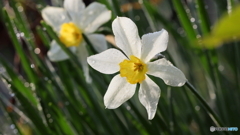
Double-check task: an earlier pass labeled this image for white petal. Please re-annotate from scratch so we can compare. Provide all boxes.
[76,43,92,83]
[79,2,111,33]
[139,76,160,120]
[104,74,136,109]
[47,40,76,61]
[147,58,187,87]
[112,17,142,58]
[64,0,85,20]
[141,29,168,62]
[87,34,108,52]
[87,48,127,74]
[41,7,70,32]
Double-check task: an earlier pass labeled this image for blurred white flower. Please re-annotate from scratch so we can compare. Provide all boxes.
[41,0,111,83]
[87,17,187,120]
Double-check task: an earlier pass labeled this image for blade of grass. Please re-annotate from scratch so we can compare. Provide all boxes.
[185,81,224,128]
[171,0,197,43]
[0,59,51,135]
[195,0,210,35]
[3,9,36,83]
[0,95,24,135]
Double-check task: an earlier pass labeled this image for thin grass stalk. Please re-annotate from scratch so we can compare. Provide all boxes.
[142,0,189,47]
[185,81,225,128]
[182,88,207,135]
[171,0,197,42]
[9,1,48,74]
[3,9,36,83]
[0,59,51,135]
[195,0,210,35]
[0,96,24,135]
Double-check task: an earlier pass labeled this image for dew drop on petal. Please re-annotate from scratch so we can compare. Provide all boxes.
[165,80,169,84]
[177,82,184,86]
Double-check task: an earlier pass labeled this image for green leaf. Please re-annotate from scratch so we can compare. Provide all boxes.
[201,5,240,48]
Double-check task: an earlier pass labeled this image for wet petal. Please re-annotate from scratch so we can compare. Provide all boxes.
[139,76,160,120]
[141,29,168,62]
[147,58,187,87]
[87,49,127,74]
[41,7,70,32]
[79,2,111,33]
[47,40,76,61]
[64,0,85,20]
[104,74,136,109]
[76,43,92,83]
[87,34,108,52]
[112,17,142,58]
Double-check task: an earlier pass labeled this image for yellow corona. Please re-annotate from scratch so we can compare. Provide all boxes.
[59,22,83,47]
[119,55,148,84]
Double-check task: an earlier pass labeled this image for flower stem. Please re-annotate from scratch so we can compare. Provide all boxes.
[185,81,223,127]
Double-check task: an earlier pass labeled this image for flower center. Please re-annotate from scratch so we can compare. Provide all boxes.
[59,22,83,47]
[119,55,148,84]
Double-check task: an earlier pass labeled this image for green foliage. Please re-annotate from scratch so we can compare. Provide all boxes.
[201,5,240,48]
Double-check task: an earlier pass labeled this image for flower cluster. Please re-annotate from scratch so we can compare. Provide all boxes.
[42,0,186,120]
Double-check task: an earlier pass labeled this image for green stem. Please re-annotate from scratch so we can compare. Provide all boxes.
[185,81,224,128]
[172,0,197,42]
[196,0,210,35]
[3,9,36,83]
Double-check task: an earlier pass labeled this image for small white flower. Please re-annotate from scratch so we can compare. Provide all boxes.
[41,0,111,83]
[87,17,187,120]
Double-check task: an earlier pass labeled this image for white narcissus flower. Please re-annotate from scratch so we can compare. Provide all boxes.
[87,17,187,120]
[41,0,111,83]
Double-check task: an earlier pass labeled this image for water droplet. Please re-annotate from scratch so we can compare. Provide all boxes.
[10,124,15,129]
[38,105,42,111]
[134,15,140,21]
[47,114,51,118]
[49,119,53,123]
[126,106,131,110]
[17,6,23,12]
[24,82,30,87]
[218,65,224,71]
[190,18,195,22]
[195,106,200,111]
[13,129,18,134]
[30,64,35,68]
[193,24,197,29]
[196,35,201,38]
[177,83,183,86]
[34,48,41,54]
[10,93,15,97]
[91,60,95,64]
